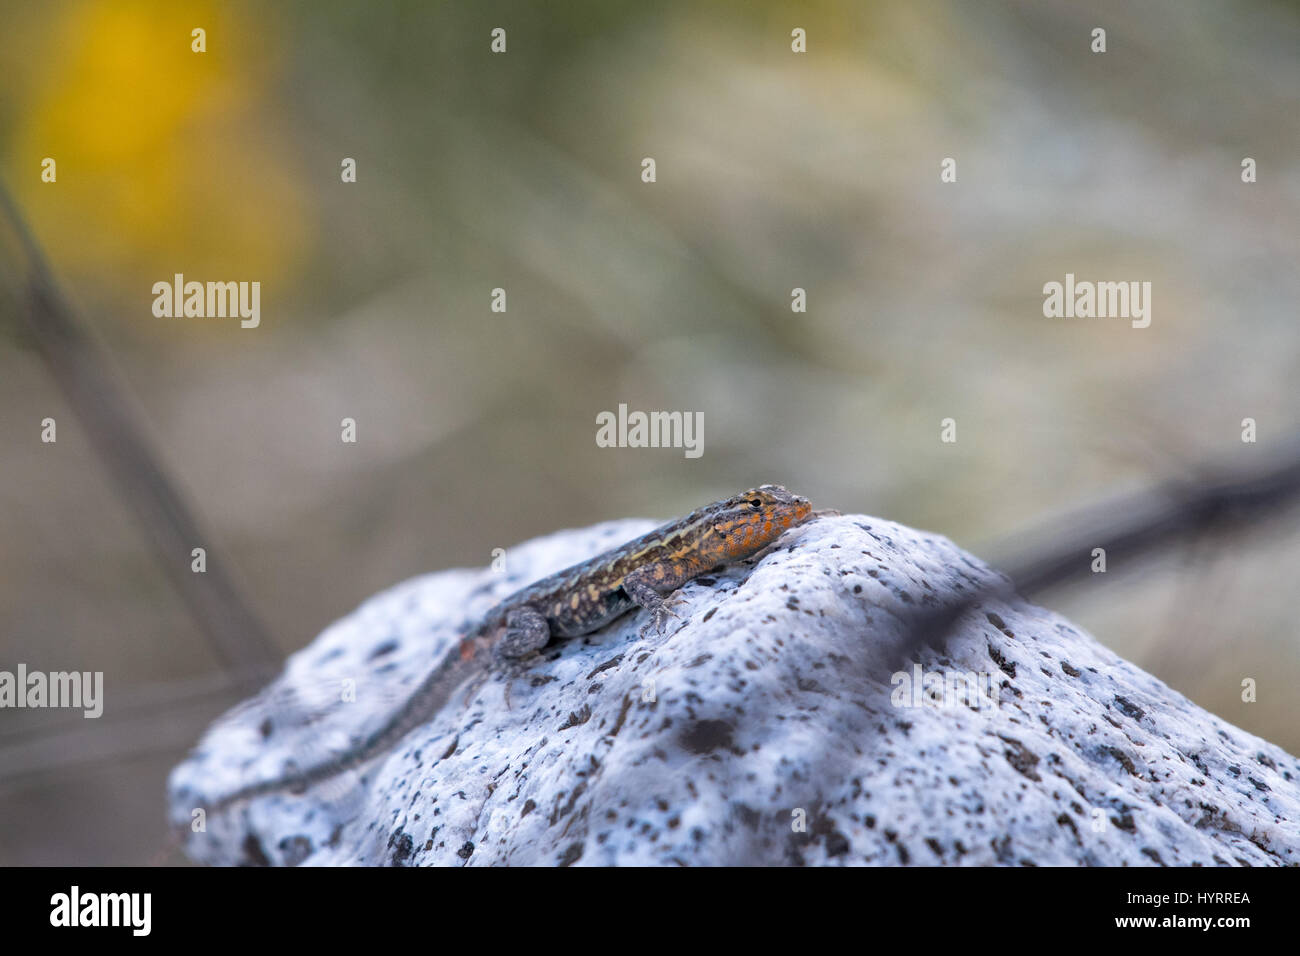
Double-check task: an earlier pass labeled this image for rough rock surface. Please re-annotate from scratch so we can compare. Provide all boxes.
[168,514,1300,866]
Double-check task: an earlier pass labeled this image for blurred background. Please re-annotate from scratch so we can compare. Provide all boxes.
[0,0,1297,864]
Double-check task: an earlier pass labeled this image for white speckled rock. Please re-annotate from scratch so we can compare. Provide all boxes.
[168,515,1300,866]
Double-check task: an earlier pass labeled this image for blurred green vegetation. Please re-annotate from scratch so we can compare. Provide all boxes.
[1,0,1298,862]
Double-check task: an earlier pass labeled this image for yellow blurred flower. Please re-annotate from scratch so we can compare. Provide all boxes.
[6,0,309,312]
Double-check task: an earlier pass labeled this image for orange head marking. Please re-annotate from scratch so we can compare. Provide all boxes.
[711,484,812,560]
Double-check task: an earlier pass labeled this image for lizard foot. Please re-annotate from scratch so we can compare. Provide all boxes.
[496,652,540,711]
[639,599,686,639]
[459,666,495,710]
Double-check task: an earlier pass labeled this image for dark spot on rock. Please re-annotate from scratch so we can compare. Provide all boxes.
[550,781,589,825]
[826,831,850,857]
[702,607,717,622]
[609,694,635,737]
[521,799,537,817]
[735,803,761,830]
[1114,696,1144,721]
[999,735,1042,781]
[439,735,459,761]
[586,655,624,678]
[1101,745,1140,777]
[988,644,1016,677]
[456,842,474,860]
[1140,847,1165,865]
[279,837,314,868]
[1056,814,1080,842]
[241,833,271,867]
[1061,661,1081,677]
[991,835,1014,864]
[559,705,592,730]
[1111,811,1137,833]
[985,611,1013,636]
[1255,752,1277,770]
[1193,803,1223,828]
[259,717,274,739]
[367,638,399,660]
[679,719,736,755]
[388,831,415,865]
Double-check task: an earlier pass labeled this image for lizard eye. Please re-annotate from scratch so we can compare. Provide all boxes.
[749,498,762,508]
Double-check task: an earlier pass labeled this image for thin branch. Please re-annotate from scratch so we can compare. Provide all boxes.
[885,435,1300,672]
[0,178,281,683]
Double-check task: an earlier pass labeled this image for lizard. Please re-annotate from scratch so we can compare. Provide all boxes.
[201,484,814,814]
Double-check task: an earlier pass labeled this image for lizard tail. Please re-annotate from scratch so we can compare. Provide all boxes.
[202,629,493,816]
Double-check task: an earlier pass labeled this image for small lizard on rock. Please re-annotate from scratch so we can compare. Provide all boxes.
[203,484,814,813]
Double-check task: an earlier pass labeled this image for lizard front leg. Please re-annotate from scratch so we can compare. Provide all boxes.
[623,562,696,637]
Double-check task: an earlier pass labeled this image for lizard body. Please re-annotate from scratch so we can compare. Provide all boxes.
[205,485,812,812]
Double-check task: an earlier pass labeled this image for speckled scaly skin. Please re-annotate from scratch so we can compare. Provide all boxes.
[206,485,812,811]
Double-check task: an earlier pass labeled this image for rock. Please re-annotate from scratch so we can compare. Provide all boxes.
[167,514,1300,866]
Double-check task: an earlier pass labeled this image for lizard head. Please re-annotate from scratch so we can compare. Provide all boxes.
[709,484,812,560]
